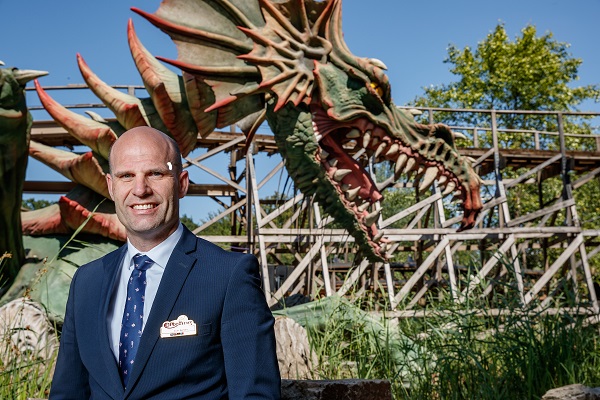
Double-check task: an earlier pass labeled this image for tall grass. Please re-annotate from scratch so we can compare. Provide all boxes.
[0,255,58,399]
[0,353,56,400]
[305,292,600,399]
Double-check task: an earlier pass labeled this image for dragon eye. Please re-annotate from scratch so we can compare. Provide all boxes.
[370,82,384,98]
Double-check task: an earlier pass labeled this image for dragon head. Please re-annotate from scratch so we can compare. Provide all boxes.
[135,0,483,261]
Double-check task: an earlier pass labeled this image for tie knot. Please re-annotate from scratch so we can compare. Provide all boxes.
[132,254,154,271]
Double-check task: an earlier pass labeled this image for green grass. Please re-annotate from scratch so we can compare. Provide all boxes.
[305,293,600,400]
[0,354,56,400]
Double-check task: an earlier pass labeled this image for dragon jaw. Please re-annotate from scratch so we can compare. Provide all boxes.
[306,103,483,261]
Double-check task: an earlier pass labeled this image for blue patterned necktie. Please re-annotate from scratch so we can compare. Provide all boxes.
[118,253,153,388]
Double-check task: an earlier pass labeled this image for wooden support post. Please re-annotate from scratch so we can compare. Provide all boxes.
[247,153,272,303]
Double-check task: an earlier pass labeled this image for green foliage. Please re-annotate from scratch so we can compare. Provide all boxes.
[180,214,200,232]
[21,198,55,211]
[307,293,600,399]
[0,320,57,400]
[412,24,599,153]
[413,24,599,118]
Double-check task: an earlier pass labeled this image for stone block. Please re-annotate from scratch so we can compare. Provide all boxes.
[281,379,392,400]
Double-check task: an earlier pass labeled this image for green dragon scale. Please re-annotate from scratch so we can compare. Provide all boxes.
[27,0,482,261]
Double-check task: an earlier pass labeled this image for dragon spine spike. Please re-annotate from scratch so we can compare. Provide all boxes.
[34,80,117,159]
[28,141,77,182]
[128,19,198,157]
[58,196,127,241]
[21,204,70,236]
[77,54,148,131]
[29,142,110,198]
[130,8,254,53]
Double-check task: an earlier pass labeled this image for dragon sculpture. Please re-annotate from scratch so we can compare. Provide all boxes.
[0,62,47,284]
[25,0,482,262]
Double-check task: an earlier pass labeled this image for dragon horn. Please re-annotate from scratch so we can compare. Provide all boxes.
[13,69,48,85]
[127,19,198,157]
[34,79,117,159]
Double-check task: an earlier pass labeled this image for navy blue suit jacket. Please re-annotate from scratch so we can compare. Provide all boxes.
[50,227,281,399]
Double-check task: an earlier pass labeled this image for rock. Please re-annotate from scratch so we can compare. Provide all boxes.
[542,384,600,400]
[281,379,392,400]
[274,316,318,379]
[0,297,59,375]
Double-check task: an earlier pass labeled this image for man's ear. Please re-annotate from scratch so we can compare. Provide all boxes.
[106,173,115,200]
[179,170,189,198]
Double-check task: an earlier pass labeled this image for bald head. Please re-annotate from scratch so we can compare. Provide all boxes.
[105,126,189,250]
[108,127,182,174]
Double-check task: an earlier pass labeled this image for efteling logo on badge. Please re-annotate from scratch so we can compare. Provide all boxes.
[160,315,197,338]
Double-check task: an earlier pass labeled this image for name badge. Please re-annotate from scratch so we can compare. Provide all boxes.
[160,315,197,338]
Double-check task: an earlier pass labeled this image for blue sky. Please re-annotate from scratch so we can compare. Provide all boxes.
[2,0,599,221]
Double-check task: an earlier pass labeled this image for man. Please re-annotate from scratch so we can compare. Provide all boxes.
[50,126,281,399]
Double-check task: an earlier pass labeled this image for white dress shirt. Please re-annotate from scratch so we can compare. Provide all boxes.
[107,223,184,360]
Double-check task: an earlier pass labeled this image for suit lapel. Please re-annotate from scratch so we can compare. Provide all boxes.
[98,246,127,399]
[124,228,199,397]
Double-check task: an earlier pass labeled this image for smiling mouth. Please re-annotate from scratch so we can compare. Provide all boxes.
[132,204,157,210]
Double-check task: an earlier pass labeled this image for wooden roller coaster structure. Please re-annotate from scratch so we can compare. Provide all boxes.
[26,84,600,318]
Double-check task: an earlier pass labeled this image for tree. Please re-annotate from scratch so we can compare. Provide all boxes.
[21,198,56,211]
[412,24,599,126]
[410,24,600,272]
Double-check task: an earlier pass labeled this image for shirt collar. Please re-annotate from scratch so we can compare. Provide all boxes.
[125,223,184,271]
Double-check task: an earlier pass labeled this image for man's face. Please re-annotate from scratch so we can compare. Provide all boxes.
[106,130,189,248]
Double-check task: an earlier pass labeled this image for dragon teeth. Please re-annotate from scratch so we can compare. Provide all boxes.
[438,175,448,185]
[453,131,468,140]
[333,168,352,181]
[364,209,381,226]
[346,129,361,139]
[419,167,438,191]
[328,158,339,167]
[373,231,384,242]
[386,143,399,157]
[346,186,360,200]
[374,142,387,158]
[443,182,456,196]
[358,202,370,212]
[403,158,416,174]
[395,154,408,174]
[362,130,371,148]
[320,149,330,159]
